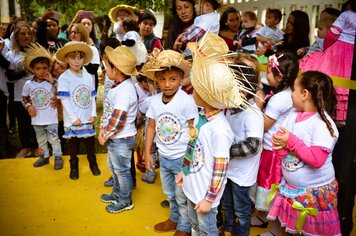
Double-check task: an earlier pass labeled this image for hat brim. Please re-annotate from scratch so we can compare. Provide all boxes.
[24,43,52,73]
[55,42,93,65]
[109,5,136,23]
[105,46,139,76]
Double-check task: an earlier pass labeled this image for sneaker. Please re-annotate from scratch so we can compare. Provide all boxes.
[141,172,156,184]
[154,219,177,232]
[90,165,101,176]
[160,200,170,208]
[54,156,63,170]
[100,193,117,204]
[106,199,134,213]
[104,177,114,187]
[33,157,49,167]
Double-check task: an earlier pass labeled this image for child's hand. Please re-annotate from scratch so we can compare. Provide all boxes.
[44,72,54,83]
[50,95,57,108]
[272,127,290,150]
[233,40,238,46]
[27,106,37,117]
[297,48,305,56]
[98,131,107,145]
[173,33,184,51]
[144,153,155,172]
[194,199,212,214]
[72,119,82,126]
[175,171,183,187]
[265,38,273,46]
[88,116,95,123]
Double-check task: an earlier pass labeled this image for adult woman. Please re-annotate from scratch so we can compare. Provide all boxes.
[67,23,100,90]
[165,0,196,50]
[219,7,241,51]
[72,10,99,49]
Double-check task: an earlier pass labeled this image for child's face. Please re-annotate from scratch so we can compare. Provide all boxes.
[241,16,256,29]
[317,25,328,38]
[139,19,155,37]
[291,76,305,111]
[33,62,49,80]
[65,51,85,73]
[192,90,204,107]
[266,65,281,88]
[194,0,209,16]
[117,10,130,21]
[265,13,279,28]
[103,59,125,81]
[156,70,182,97]
[52,60,68,77]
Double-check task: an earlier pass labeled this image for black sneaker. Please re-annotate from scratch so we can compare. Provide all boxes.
[90,165,101,176]
[160,200,170,208]
[70,168,79,180]
[54,156,63,170]
[33,157,49,167]
[106,199,134,213]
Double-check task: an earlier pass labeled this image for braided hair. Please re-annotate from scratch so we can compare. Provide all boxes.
[299,71,337,137]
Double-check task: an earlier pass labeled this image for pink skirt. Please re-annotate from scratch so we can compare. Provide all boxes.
[254,149,283,211]
[299,41,354,122]
[267,179,341,235]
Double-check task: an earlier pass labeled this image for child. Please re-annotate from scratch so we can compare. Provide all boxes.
[138,10,162,53]
[251,52,299,235]
[22,43,63,169]
[297,18,334,57]
[223,65,264,236]
[255,8,284,51]
[177,32,247,235]
[270,71,340,235]
[234,11,258,53]
[142,49,197,235]
[56,41,100,180]
[108,4,136,42]
[98,45,138,213]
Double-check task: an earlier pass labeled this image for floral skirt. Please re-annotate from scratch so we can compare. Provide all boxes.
[267,179,341,235]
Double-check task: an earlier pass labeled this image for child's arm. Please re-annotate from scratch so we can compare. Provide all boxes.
[230,137,261,159]
[264,115,276,132]
[89,96,96,123]
[98,109,127,145]
[256,35,272,46]
[272,127,330,168]
[22,95,36,117]
[195,157,228,214]
[144,118,156,172]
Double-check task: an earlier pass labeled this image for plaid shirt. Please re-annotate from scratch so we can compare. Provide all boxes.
[205,157,229,202]
[230,137,261,159]
[102,109,128,141]
[183,25,206,43]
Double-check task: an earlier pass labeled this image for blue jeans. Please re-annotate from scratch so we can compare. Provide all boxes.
[33,124,62,157]
[107,137,136,203]
[187,199,218,236]
[159,155,190,233]
[223,179,252,236]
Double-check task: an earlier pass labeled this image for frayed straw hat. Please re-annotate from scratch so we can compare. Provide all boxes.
[24,43,52,72]
[188,32,249,109]
[105,46,139,76]
[108,4,136,23]
[55,41,93,65]
[141,50,191,81]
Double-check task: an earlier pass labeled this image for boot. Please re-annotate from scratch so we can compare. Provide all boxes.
[69,157,79,180]
[88,156,101,176]
[0,128,8,158]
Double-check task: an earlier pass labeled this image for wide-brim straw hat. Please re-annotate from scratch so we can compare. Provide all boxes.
[108,4,136,23]
[188,32,248,109]
[105,46,139,76]
[55,41,93,65]
[141,50,191,81]
[24,43,52,72]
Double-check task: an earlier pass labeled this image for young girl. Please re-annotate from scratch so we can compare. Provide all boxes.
[251,52,299,235]
[270,71,340,235]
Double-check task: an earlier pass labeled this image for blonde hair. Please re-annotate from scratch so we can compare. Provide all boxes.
[12,23,32,52]
[68,23,90,44]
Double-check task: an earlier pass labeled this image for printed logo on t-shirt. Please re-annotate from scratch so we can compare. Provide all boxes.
[73,85,91,109]
[101,96,112,123]
[156,112,182,145]
[189,138,205,173]
[32,88,50,110]
[282,152,304,172]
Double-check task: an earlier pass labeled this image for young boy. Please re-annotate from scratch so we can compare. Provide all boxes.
[56,41,100,180]
[22,43,63,169]
[223,65,264,236]
[98,45,138,213]
[234,11,258,53]
[138,10,162,53]
[177,33,247,235]
[142,50,198,235]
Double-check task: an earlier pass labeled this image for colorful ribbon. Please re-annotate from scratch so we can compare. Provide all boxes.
[292,201,318,234]
[266,183,279,206]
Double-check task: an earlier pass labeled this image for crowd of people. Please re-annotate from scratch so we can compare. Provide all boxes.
[0,0,355,235]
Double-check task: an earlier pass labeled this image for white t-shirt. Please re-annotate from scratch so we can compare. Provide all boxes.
[57,69,97,127]
[146,89,198,159]
[183,112,234,208]
[281,110,338,188]
[263,88,293,150]
[256,26,284,44]
[135,82,150,112]
[226,103,264,186]
[194,12,220,34]
[22,78,58,125]
[102,78,138,139]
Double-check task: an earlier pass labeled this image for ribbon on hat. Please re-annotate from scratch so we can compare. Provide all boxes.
[266,183,279,206]
[292,201,318,234]
[182,114,207,176]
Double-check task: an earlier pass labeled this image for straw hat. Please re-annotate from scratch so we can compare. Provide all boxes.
[55,41,93,65]
[141,50,191,81]
[108,4,136,23]
[105,46,139,76]
[188,32,248,109]
[24,43,52,72]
